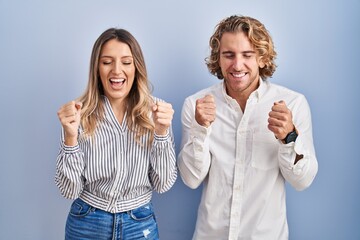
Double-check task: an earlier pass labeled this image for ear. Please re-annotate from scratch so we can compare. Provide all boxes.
[258,57,265,68]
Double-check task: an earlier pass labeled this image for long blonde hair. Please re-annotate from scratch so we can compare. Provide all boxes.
[206,15,277,80]
[78,28,154,144]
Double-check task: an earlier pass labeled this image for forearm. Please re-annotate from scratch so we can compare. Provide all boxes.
[277,94,318,190]
[149,133,177,193]
[178,147,211,189]
[54,143,85,199]
[178,122,212,189]
[278,136,318,191]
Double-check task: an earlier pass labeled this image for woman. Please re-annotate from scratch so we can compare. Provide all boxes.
[55,28,177,239]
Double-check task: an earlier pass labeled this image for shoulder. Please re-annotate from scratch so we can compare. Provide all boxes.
[266,81,305,100]
[266,81,310,112]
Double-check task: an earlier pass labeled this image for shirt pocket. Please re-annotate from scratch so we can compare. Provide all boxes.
[251,132,279,170]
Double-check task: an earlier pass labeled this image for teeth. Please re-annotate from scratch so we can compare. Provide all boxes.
[110,78,125,83]
[232,73,246,78]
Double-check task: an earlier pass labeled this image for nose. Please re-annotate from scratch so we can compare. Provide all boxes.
[232,56,244,71]
[113,61,123,74]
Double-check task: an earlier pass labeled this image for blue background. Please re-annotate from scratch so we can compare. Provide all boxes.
[1,0,359,239]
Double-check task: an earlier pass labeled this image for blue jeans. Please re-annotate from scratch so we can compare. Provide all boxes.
[65,198,159,240]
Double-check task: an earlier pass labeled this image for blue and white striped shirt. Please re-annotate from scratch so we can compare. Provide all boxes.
[55,96,177,213]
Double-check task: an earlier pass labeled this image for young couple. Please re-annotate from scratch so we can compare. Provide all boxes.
[55,15,318,240]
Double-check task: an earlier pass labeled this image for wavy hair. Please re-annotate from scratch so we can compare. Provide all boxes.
[206,15,277,80]
[77,28,154,144]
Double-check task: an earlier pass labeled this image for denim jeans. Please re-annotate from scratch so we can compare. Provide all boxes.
[65,198,159,240]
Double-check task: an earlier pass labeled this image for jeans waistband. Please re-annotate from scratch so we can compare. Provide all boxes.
[79,189,152,213]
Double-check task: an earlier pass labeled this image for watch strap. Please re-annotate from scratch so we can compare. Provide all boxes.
[283,128,298,144]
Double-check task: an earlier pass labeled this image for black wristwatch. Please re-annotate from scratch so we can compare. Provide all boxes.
[283,129,298,144]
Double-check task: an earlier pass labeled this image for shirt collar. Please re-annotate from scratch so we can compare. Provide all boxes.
[102,95,111,110]
[221,82,233,105]
[102,95,128,125]
[254,78,268,100]
[102,95,112,119]
[221,77,268,104]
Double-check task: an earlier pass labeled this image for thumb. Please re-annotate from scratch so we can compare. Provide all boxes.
[274,100,286,105]
[151,102,158,112]
[204,94,214,101]
[75,102,83,110]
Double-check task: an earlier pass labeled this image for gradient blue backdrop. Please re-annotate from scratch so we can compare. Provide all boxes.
[1,0,359,239]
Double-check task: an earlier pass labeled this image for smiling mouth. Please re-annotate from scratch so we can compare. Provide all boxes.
[231,72,247,78]
[110,78,125,86]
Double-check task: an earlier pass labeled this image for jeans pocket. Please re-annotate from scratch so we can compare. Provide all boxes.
[69,198,94,217]
[129,202,154,221]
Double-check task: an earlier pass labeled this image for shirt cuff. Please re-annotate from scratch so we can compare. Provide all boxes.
[278,136,309,175]
[154,131,170,142]
[189,120,211,163]
[61,141,80,154]
[190,119,211,141]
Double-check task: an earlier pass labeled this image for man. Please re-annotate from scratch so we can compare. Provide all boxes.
[178,15,318,240]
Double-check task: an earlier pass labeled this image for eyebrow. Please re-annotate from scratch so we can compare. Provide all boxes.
[221,50,256,55]
[100,55,133,59]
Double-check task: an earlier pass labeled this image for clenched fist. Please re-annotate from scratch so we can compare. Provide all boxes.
[57,101,83,146]
[152,101,174,136]
[195,95,216,128]
[268,100,294,140]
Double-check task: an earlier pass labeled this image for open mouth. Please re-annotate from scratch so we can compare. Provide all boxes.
[231,72,247,78]
[110,78,125,87]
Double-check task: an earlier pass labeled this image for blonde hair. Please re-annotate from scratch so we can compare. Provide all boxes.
[206,15,277,80]
[78,28,154,144]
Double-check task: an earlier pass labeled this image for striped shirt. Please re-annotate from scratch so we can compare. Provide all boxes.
[55,96,177,213]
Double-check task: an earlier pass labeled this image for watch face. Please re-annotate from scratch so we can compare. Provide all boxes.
[285,131,298,143]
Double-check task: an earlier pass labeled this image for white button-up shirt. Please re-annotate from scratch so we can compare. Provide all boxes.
[178,80,318,240]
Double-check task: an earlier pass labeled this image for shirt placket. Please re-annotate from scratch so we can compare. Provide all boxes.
[107,130,126,213]
[228,97,255,240]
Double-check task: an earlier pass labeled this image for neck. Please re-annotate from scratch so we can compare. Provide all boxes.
[225,77,261,112]
[109,98,127,124]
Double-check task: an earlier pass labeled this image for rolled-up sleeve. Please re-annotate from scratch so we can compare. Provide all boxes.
[278,95,318,191]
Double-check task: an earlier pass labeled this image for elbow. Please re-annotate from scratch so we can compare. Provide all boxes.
[154,172,178,194]
[184,180,201,190]
[291,172,317,191]
[179,172,202,189]
[177,163,203,189]
[294,163,318,191]
[58,185,80,199]
[294,182,311,192]
[55,177,81,199]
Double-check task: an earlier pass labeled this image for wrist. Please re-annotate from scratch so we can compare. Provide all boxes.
[155,129,168,136]
[64,136,78,146]
[282,127,298,144]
